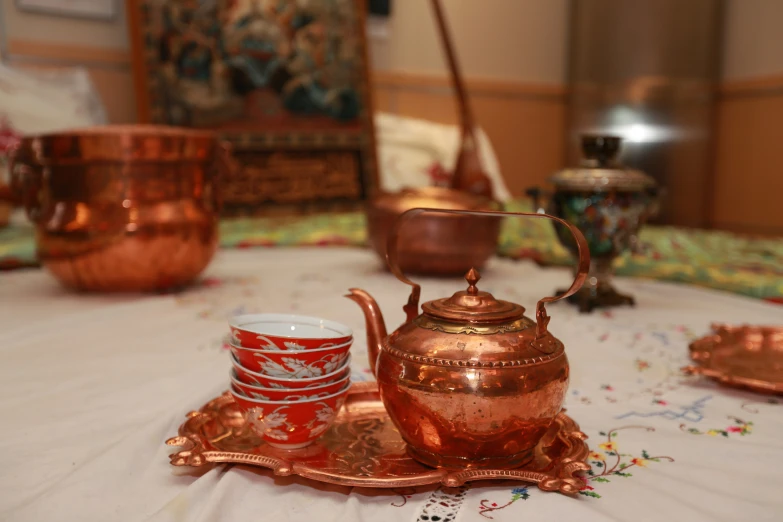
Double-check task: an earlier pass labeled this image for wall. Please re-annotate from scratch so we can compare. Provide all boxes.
[368,0,567,84]
[1,0,128,48]
[3,1,783,234]
[713,0,783,235]
[0,0,137,124]
[0,0,570,200]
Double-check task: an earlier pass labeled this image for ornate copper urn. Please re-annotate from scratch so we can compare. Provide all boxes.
[347,208,589,469]
[529,135,659,313]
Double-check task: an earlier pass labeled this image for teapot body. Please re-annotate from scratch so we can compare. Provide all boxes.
[377,317,569,469]
[346,206,590,470]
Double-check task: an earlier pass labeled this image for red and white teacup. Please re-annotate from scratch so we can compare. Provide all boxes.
[232,353,351,388]
[230,370,350,401]
[229,314,352,350]
[231,386,349,449]
[230,339,351,378]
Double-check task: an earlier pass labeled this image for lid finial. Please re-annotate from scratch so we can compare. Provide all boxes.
[465,268,480,295]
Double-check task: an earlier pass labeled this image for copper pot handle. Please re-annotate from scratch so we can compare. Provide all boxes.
[7,144,44,223]
[386,208,590,339]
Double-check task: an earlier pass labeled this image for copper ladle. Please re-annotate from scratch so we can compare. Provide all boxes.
[430,0,493,199]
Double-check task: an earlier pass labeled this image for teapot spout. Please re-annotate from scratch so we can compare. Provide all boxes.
[345,288,387,378]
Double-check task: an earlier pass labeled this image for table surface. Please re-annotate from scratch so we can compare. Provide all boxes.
[1,248,782,522]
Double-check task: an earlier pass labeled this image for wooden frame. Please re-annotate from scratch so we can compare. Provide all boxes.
[127,0,378,216]
[15,0,117,21]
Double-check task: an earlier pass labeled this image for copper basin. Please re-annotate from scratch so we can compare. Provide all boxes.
[366,187,502,276]
[10,125,229,292]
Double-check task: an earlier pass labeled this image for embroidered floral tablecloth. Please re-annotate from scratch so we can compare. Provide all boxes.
[3,199,782,301]
[1,248,781,522]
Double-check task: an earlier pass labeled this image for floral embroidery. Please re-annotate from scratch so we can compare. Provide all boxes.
[616,395,711,422]
[588,451,605,461]
[390,488,417,507]
[253,353,347,378]
[598,441,616,451]
[635,359,650,371]
[478,487,530,519]
[581,426,674,499]
[680,416,753,437]
[174,277,261,321]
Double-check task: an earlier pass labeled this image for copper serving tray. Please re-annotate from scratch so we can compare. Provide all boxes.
[167,382,590,495]
[683,323,783,395]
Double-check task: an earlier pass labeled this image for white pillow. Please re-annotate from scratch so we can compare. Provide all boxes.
[0,63,107,135]
[374,111,511,202]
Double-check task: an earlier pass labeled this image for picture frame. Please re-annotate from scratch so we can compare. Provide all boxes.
[15,0,117,21]
[127,0,379,216]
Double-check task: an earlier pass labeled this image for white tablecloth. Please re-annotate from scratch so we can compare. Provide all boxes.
[1,248,782,522]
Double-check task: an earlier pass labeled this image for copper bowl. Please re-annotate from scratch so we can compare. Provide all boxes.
[366,187,502,276]
[9,125,229,292]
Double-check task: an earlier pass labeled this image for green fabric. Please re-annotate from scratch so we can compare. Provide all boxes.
[2,199,782,301]
[0,221,36,270]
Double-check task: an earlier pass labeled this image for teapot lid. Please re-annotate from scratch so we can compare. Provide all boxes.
[549,135,655,191]
[421,268,525,324]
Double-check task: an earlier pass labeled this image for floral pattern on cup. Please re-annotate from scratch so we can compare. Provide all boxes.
[305,402,338,438]
[247,405,294,441]
[245,403,337,441]
[232,354,352,388]
[254,352,348,378]
[230,371,350,401]
[231,387,349,448]
[248,390,330,401]
[230,341,352,376]
[230,331,316,351]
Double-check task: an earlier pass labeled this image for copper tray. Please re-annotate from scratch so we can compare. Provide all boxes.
[167,381,590,495]
[683,323,783,395]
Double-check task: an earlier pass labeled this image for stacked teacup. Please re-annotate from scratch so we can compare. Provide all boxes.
[227,314,353,449]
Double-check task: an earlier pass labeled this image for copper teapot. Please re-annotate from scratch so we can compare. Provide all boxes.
[347,208,589,469]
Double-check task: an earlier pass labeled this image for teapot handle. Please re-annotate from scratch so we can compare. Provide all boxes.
[386,208,590,340]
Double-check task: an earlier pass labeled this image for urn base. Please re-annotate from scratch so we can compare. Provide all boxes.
[558,257,635,313]
[558,283,635,313]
